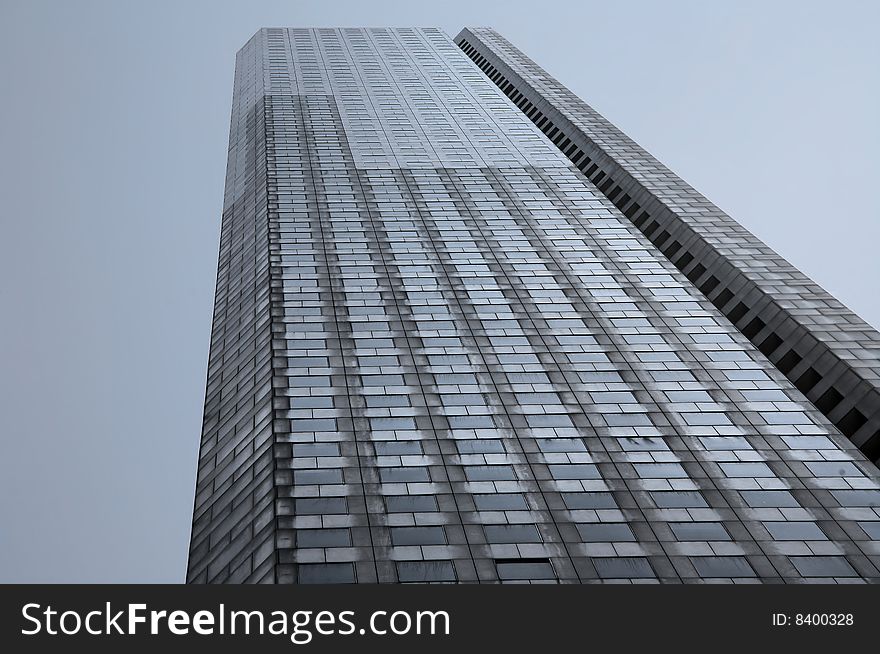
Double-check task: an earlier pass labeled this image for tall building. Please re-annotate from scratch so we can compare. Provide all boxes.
[187,27,880,584]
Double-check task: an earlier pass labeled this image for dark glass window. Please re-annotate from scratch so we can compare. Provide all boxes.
[474,494,528,511]
[298,563,356,584]
[495,559,555,581]
[397,561,456,582]
[484,524,542,543]
[391,526,447,546]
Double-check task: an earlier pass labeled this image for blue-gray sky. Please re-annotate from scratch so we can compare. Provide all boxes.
[1,0,877,582]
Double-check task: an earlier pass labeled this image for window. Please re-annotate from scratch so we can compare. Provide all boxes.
[794,368,822,393]
[474,494,528,511]
[375,441,423,455]
[651,491,707,509]
[294,469,343,485]
[484,524,541,544]
[464,465,517,481]
[776,349,803,375]
[297,528,351,548]
[670,523,730,541]
[593,557,654,579]
[562,492,617,510]
[397,561,456,582]
[836,408,867,437]
[764,522,826,541]
[576,523,635,542]
[495,559,555,581]
[547,464,600,480]
[298,563,355,584]
[391,526,446,546]
[294,497,347,515]
[380,467,431,483]
[789,557,856,578]
[690,557,755,578]
[292,443,339,457]
[385,495,437,513]
[815,387,844,413]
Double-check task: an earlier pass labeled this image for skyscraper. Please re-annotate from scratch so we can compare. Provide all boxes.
[187,27,880,584]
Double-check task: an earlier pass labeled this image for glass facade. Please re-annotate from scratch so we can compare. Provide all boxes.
[456,27,880,464]
[187,27,880,584]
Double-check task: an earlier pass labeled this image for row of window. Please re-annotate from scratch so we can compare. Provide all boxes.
[290,552,865,583]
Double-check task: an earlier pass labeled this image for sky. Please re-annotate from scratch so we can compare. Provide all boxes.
[0,0,877,583]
